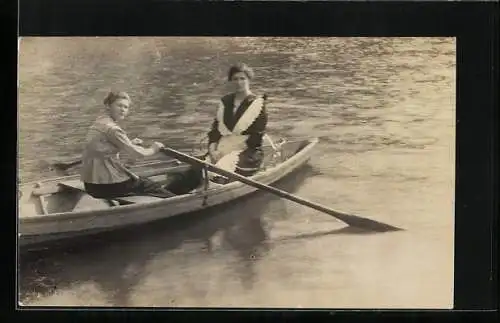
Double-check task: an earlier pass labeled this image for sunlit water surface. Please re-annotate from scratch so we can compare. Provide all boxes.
[18,37,455,308]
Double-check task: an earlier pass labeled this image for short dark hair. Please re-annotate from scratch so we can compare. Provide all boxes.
[227,63,254,81]
[103,91,131,106]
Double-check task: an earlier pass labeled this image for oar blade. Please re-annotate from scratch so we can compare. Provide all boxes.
[326,210,403,232]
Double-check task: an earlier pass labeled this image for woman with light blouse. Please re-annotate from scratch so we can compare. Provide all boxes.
[80,91,184,199]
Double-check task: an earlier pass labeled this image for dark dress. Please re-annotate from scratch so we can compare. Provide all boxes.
[207,93,268,176]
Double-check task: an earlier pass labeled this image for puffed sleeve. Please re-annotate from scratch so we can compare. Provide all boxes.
[106,127,146,159]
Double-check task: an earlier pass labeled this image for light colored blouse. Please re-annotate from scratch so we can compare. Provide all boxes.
[80,115,139,184]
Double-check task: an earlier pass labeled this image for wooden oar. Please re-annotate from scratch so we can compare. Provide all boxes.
[160,147,403,232]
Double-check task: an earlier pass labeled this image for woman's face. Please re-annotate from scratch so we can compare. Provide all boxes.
[108,98,130,121]
[231,72,250,93]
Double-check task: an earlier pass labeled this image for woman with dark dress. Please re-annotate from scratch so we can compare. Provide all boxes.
[206,63,270,178]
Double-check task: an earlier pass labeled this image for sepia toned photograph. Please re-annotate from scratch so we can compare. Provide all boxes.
[17,37,455,308]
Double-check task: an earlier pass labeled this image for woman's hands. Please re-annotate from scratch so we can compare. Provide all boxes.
[131,137,144,145]
[131,137,163,154]
[151,141,165,153]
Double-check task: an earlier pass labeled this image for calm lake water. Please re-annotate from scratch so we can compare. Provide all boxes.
[18,37,455,308]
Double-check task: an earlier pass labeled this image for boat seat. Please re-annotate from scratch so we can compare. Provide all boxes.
[59,179,86,192]
[72,194,116,211]
[114,195,166,205]
[59,180,119,210]
[58,180,165,205]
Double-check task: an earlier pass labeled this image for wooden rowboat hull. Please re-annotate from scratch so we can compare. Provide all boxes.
[18,138,318,247]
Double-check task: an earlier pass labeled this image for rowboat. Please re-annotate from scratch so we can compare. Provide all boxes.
[18,137,319,247]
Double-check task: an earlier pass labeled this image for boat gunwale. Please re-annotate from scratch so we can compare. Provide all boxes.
[19,138,319,223]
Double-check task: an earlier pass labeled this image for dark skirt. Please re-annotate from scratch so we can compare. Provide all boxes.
[84,167,204,199]
[235,148,264,176]
[84,149,264,199]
